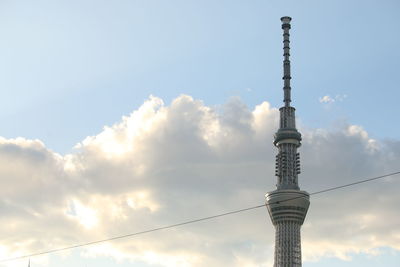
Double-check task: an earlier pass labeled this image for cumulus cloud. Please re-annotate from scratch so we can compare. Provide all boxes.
[0,95,399,267]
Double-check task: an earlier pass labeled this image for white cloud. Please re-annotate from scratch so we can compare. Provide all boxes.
[319,94,348,104]
[319,95,335,103]
[0,95,399,267]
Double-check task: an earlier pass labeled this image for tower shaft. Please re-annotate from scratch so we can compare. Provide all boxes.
[266,17,310,267]
[275,221,301,266]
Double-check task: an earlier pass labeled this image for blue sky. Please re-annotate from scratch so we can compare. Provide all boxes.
[0,1,399,267]
[1,0,399,154]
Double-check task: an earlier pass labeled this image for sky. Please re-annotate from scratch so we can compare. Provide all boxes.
[0,0,399,266]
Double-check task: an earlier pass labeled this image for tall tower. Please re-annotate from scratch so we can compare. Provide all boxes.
[265,17,310,267]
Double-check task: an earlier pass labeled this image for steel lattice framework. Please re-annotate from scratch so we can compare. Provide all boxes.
[265,17,310,267]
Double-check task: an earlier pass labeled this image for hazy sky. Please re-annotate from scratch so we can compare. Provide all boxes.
[0,1,399,267]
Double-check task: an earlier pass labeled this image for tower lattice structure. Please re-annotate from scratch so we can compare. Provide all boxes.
[265,17,310,267]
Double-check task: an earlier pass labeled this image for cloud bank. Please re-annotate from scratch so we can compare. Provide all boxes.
[0,95,399,267]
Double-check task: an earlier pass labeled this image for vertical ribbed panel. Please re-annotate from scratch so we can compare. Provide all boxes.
[276,143,299,189]
[274,221,302,267]
[279,107,296,128]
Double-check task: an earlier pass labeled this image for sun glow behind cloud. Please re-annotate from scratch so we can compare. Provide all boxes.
[67,199,99,230]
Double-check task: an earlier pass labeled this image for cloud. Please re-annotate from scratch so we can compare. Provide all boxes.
[0,95,399,267]
[319,95,335,103]
[319,94,347,104]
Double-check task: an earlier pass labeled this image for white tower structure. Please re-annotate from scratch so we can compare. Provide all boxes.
[265,17,310,267]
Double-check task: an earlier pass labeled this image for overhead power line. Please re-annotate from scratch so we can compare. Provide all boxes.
[1,170,400,263]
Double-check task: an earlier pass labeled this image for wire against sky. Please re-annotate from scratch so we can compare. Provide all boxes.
[1,170,400,263]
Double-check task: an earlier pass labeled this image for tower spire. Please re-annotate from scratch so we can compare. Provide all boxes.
[273,16,301,189]
[265,17,310,267]
[281,16,292,107]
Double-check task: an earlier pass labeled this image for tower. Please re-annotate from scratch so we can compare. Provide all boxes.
[265,17,310,267]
